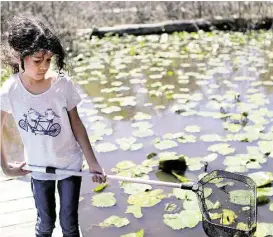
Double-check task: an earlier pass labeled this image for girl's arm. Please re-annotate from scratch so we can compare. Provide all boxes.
[68,107,106,183]
[1,111,30,176]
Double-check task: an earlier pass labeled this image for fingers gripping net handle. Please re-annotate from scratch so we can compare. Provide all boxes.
[197,170,257,237]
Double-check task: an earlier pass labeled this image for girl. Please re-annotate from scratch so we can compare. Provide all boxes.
[0,15,106,237]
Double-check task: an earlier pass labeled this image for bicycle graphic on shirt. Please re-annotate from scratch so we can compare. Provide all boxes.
[18,108,61,137]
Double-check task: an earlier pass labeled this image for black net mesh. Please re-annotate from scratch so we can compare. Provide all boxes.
[196,170,257,237]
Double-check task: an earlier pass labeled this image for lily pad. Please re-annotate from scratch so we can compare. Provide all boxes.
[229,190,252,205]
[163,210,201,230]
[128,189,166,207]
[125,205,143,218]
[207,143,235,155]
[220,209,238,225]
[185,125,201,133]
[121,182,152,195]
[95,142,118,153]
[99,215,130,228]
[92,192,116,207]
[154,140,178,150]
[120,229,144,237]
[254,223,273,237]
[116,161,137,170]
[248,172,273,187]
[93,183,108,192]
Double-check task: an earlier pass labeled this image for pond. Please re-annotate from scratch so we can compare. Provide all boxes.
[2,30,273,236]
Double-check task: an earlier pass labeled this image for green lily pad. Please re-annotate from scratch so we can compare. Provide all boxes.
[131,121,153,129]
[185,125,201,133]
[257,187,273,197]
[133,112,151,120]
[121,229,144,237]
[229,190,252,205]
[163,210,201,230]
[270,202,273,211]
[95,142,118,153]
[248,172,273,187]
[172,171,191,182]
[92,192,116,207]
[205,200,221,210]
[133,129,154,138]
[121,182,152,195]
[125,205,143,218]
[154,140,178,150]
[208,143,235,155]
[99,215,130,228]
[128,189,166,207]
[93,183,108,192]
[101,106,122,114]
[254,223,273,237]
[116,161,137,170]
[220,209,238,225]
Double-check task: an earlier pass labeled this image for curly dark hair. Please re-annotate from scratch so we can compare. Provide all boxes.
[2,15,66,73]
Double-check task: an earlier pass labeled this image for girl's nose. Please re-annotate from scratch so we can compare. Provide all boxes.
[40,66,48,71]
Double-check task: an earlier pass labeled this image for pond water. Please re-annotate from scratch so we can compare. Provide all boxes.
[2,30,273,236]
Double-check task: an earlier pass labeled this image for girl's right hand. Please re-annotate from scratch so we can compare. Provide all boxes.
[7,161,31,176]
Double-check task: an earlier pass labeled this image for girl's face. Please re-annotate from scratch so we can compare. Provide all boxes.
[21,50,53,80]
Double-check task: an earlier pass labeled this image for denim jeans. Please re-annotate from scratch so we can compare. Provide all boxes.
[31,176,82,237]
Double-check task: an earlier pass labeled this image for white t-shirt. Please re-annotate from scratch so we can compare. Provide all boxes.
[0,72,83,180]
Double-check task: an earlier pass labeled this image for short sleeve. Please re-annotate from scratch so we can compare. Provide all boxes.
[0,80,12,113]
[66,77,82,111]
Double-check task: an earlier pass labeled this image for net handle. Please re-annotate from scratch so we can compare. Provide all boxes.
[23,165,196,189]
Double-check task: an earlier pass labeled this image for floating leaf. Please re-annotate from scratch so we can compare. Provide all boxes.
[93,183,108,192]
[208,143,235,155]
[229,190,252,205]
[95,142,118,152]
[99,215,130,228]
[116,161,137,170]
[163,210,201,230]
[92,192,116,207]
[131,121,153,129]
[220,209,238,225]
[128,189,166,207]
[270,202,273,211]
[133,129,154,138]
[101,106,121,114]
[254,223,273,237]
[185,125,201,133]
[172,171,191,182]
[200,134,222,142]
[125,205,143,218]
[121,182,152,195]
[248,172,273,187]
[154,140,178,150]
[257,187,273,197]
[120,229,144,237]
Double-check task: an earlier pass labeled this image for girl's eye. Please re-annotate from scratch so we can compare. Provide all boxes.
[34,60,41,64]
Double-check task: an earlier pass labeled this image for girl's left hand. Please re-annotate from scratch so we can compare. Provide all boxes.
[7,161,31,176]
[89,163,106,183]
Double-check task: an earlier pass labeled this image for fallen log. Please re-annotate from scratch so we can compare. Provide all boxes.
[90,18,273,38]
